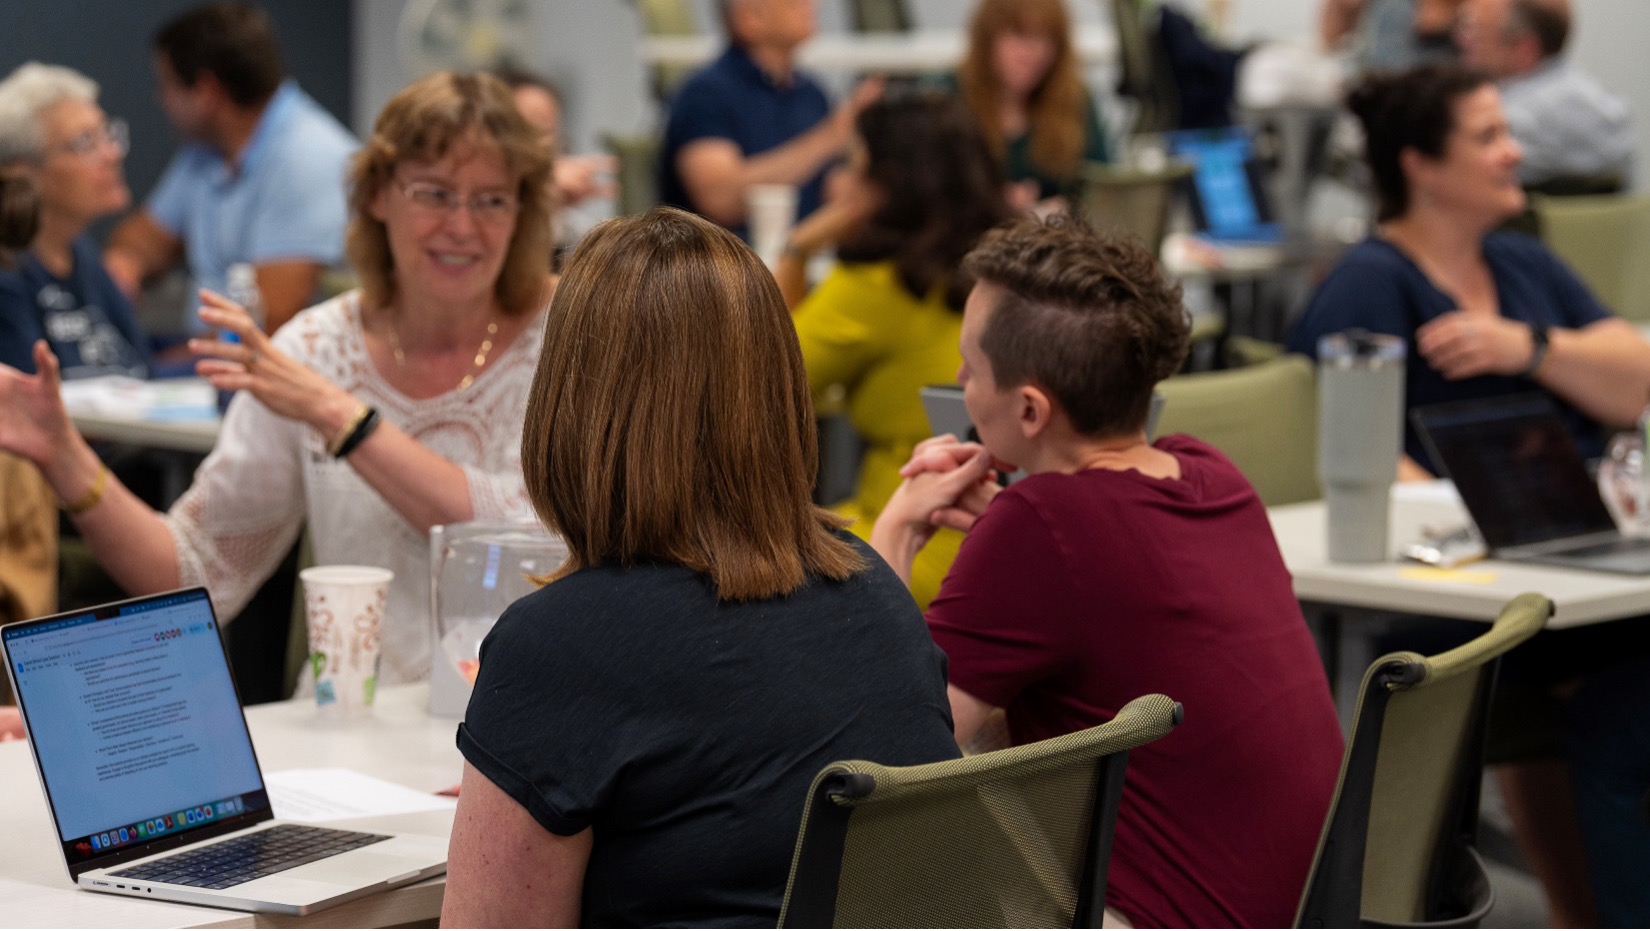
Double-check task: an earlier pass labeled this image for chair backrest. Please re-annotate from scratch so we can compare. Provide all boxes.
[629,0,700,99]
[1295,593,1552,928]
[1077,161,1194,259]
[779,694,1182,929]
[848,0,912,33]
[601,132,662,217]
[1109,0,1178,136]
[1155,353,1319,506]
[1533,192,1650,322]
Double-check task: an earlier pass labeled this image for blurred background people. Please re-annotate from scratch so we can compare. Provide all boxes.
[778,92,1011,608]
[956,0,1111,209]
[1322,0,1466,71]
[493,65,616,249]
[658,0,881,235]
[103,1,356,333]
[0,63,147,380]
[1456,0,1632,187]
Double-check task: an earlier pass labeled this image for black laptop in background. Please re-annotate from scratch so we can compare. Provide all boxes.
[1412,394,1650,575]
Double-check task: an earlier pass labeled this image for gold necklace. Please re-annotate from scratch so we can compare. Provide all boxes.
[386,316,500,392]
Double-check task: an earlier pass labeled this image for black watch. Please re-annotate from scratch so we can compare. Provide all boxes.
[1522,323,1550,378]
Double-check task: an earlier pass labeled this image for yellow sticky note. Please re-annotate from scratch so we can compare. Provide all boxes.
[1398,566,1500,585]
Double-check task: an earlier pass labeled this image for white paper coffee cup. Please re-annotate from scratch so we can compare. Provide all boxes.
[300,565,392,721]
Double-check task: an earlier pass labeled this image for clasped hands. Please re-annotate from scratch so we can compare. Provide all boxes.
[878,434,1008,548]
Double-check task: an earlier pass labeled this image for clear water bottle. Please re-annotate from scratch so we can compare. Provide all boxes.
[217,263,265,412]
[222,263,265,341]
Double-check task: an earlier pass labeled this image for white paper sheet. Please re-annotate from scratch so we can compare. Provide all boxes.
[265,769,456,822]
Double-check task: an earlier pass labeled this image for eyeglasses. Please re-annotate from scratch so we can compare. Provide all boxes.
[46,118,129,159]
[393,179,519,225]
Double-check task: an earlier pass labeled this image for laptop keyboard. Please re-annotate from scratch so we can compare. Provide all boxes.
[110,824,390,890]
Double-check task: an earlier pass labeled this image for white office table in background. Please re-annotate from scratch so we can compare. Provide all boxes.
[0,685,460,929]
[641,26,1116,75]
[64,377,222,456]
[1269,484,1650,712]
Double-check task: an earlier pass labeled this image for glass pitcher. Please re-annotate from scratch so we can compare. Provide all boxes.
[428,521,568,717]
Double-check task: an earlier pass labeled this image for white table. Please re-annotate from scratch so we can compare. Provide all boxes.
[1270,488,1650,712]
[66,378,222,456]
[641,26,1116,75]
[0,685,460,929]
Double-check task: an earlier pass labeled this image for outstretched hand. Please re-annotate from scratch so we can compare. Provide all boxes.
[0,340,77,472]
[189,289,349,430]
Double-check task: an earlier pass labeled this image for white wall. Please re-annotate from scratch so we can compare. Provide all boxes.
[352,0,1650,189]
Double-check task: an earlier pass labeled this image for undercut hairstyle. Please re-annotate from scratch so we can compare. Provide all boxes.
[0,62,100,164]
[962,215,1189,438]
[154,2,285,108]
[0,173,40,266]
[521,207,863,601]
[836,92,1012,310]
[345,71,554,318]
[1509,0,1570,59]
[1346,64,1492,222]
[959,0,1088,181]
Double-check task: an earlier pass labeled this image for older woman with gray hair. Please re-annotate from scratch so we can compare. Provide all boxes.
[0,62,148,380]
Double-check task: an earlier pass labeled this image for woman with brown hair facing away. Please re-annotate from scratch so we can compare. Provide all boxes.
[441,207,957,927]
[0,71,554,686]
[957,0,1111,207]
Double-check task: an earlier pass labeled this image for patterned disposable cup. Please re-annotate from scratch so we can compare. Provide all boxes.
[299,566,392,720]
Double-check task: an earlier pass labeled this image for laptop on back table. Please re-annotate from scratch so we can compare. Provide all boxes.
[1412,394,1650,575]
[0,587,446,915]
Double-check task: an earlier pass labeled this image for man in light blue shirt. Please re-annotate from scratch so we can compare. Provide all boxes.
[104,2,357,333]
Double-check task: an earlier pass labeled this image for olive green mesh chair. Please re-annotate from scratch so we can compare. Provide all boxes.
[778,693,1183,928]
[1295,593,1553,929]
[848,0,912,32]
[1155,353,1320,506]
[1077,161,1194,259]
[601,132,662,217]
[1533,192,1650,322]
[629,0,699,98]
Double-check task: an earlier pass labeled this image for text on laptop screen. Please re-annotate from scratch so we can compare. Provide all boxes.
[1416,397,1618,549]
[4,590,265,860]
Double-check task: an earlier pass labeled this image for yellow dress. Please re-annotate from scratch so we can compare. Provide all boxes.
[792,261,963,607]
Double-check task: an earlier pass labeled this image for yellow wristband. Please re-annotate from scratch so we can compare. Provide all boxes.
[61,465,109,516]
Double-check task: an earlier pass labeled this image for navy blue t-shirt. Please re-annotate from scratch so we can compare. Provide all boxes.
[0,236,149,379]
[658,45,831,237]
[1287,232,1612,472]
[457,532,958,927]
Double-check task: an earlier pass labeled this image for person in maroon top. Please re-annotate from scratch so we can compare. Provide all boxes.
[869,215,1345,928]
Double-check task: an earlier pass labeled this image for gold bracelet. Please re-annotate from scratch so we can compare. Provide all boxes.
[325,403,370,457]
[61,465,109,516]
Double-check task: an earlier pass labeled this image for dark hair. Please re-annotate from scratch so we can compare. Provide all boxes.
[154,2,284,108]
[962,215,1188,438]
[0,173,39,266]
[1510,0,1569,58]
[1346,65,1493,222]
[836,93,1012,310]
[521,207,862,601]
[491,65,561,105]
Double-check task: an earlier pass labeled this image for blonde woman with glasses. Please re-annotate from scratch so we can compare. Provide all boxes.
[0,63,148,380]
[0,71,555,687]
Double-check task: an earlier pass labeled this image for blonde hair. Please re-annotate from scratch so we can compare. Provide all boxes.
[958,0,1087,181]
[521,207,864,601]
[345,71,553,317]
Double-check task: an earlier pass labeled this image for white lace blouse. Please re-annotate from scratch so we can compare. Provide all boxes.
[164,292,543,685]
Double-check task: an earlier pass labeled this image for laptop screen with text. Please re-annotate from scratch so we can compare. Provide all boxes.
[3,590,270,870]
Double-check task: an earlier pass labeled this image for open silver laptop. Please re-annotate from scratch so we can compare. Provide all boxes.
[1,588,447,915]
[1413,394,1650,575]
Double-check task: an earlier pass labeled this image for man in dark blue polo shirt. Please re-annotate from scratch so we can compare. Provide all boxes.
[660,0,880,236]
